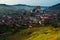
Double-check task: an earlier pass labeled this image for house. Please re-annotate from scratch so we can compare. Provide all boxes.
[31,6,41,15]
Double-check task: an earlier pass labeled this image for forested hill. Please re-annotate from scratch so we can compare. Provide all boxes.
[45,3,60,14]
[47,3,60,10]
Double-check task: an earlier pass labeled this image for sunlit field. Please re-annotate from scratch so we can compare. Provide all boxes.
[1,26,60,40]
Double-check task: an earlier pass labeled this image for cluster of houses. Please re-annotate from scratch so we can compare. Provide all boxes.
[0,6,59,27]
[0,14,58,27]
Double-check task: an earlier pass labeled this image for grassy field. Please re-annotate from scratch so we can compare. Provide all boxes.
[1,26,60,40]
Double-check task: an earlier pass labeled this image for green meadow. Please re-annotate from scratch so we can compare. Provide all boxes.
[1,26,60,40]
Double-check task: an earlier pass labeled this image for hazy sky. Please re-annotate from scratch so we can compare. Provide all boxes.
[0,0,60,6]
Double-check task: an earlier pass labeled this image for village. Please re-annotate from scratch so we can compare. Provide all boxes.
[0,6,59,28]
[0,0,60,40]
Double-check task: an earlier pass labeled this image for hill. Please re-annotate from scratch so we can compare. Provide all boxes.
[0,4,48,14]
[48,3,60,10]
[13,4,48,10]
[1,27,60,40]
[45,3,60,14]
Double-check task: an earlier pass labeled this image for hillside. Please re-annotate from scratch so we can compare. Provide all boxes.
[1,26,60,40]
[48,3,60,10]
[45,3,60,14]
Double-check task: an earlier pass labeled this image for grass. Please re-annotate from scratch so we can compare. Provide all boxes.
[1,26,60,40]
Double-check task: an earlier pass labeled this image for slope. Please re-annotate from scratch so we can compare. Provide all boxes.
[2,26,60,40]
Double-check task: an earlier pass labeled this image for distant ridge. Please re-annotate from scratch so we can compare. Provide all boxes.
[13,4,32,6]
[0,4,48,10]
[13,4,48,7]
[0,4,13,7]
[52,3,60,7]
[45,3,60,14]
[48,3,60,10]
[0,4,49,8]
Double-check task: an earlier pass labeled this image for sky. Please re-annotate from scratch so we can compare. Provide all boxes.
[0,0,60,6]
